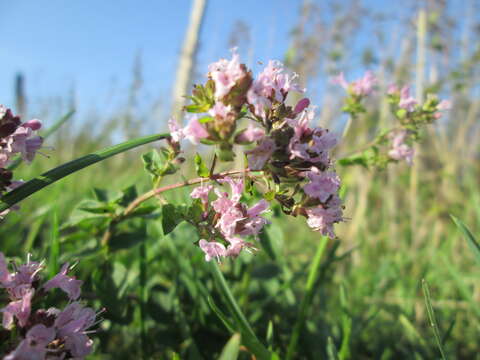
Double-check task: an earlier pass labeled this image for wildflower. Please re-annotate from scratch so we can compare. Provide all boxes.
[234,123,265,144]
[434,99,452,119]
[398,86,417,112]
[55,302,97,358]
[305,196,343,239]
[199,239,226,262]
[208,50,247,100]
[43,262,83,300]
[388,130,414,165]
[4,324,55,360]
[246,138,276,170]
[288,109,337,164]
[303,168,341,202]
[168,116,209,145]
[332,71,376,96]
[294,98,310,114]
[247,60,303,117]
[191,184,213,207]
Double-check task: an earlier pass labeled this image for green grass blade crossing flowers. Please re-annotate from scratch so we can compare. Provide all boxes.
[0,133,169,212]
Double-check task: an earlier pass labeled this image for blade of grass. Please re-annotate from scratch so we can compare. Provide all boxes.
[210,262,271,360]
[422,279,448,360]
[338,283,352,360]
[0,133,169,212]
[23,214,46,253]
[327,337,340,360]
[42,109,76,138]
[6,110,76,171]
[450,215,480,266]
[286,236,329,360]
[218,333,241,360]
[48,209,60,278]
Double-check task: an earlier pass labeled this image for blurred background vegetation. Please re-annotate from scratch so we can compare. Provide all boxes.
[2,0,480,358]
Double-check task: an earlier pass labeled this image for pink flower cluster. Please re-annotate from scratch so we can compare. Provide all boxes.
[191,177,269,262]
[0,106,43,169]
[0,105,43,207]
[247,60,304,118]
[0,253,99,359]
[388,130,414,165]
[170,51,345,251]
[332,71,377,97]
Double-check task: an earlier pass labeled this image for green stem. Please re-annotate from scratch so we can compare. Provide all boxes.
[211,262,271,360]
[286,236,329,360]
[0,133,169,212]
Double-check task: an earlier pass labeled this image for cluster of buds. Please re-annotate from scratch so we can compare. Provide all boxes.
[0,253,100,359]
[0,105,43,200]
[169,50,344,260]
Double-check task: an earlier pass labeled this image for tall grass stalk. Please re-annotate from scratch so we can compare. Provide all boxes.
[286,236,329,360]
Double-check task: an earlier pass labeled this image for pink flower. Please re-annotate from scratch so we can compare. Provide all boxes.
[305,196,343,239]
[1,288,33,328]
[331,73,349,90]
[388,130,414,165]
[168,118,184,142]
[23,119,42,131]
[191,184,213,207]
[246,138,276,170]
[183,116,209,144]
[168,116,209,145]
[26,324,55,346]
[43,262,83,300]
[399,86,417,112]
[387,84,399,95]
[247,60,303,117]
[199,239,226,262]
[303,168,341,202]
[437,99,451,111]
[215,206,245,238]
[287,109,337,164]
[235,123,265,143]
[208,102,232,119]
[208,50,246,99]
[332,71,376,96]
[55,302,97,358]
[4,324,55,360]
[225,237,256,258]
[6,125,43,163]
[434,99,451,119]
[294,98,310,114]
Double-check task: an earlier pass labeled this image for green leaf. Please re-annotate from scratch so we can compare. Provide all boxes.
[0,133,169,212]
[142,149,162,177]
[194,153,210,178]
[162,204,183,235]
[199,116,214,124]
[450,215,480,266]
[218,333,241,360]
[116,185,138,207]
[77,199,116,214]
[92,188,109,202]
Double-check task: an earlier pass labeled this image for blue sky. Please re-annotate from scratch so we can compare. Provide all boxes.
[0,0,300,123]
[0,1,466,128]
